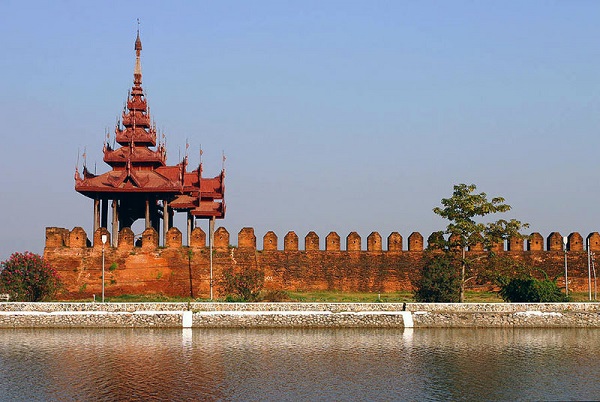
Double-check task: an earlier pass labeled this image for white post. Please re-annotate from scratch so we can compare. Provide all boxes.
[588,238,592,301]
[563,236,568,297]
[209,217,215,300]
[101,234,108,302]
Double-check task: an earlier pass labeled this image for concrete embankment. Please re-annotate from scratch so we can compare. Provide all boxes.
[0,302,599,328]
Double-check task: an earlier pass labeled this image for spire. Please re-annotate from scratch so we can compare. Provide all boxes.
[134,20,142,85]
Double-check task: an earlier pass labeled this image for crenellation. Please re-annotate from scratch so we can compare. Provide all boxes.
[547,232,563,251]
[508,236,523,252]
[490,240,504,253]
[93,228,111,249]
[284,231,298,251]
[367,232,382,252]
[190,227,206,248]
[568,232,583,251]
[408,232,423,251]
[588,232,600,251]
[387,232,402,252]
[528,232,544,251]
[69,227,88,248]
[166,227,182,248]
[141,227,158,250]
[448,233,462,249]
[469,233,484,251]
[263,231,278,251]
[214,227,229,250]
[45,226,600,254]
[305,231,320,251]
[118,227,135,250]
[469,242,484,251]
[326,232,340,251]
[45,227,69,248]
[238,227,256,250]
[427,231,444,249]
[347,232,361,251]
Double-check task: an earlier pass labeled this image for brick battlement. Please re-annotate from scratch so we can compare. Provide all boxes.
[44,226,600,299]
[45,226,600,252]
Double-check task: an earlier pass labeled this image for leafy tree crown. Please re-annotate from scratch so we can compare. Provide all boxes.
[433,183,528,249]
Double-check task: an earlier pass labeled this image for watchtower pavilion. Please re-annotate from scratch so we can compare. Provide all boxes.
[74,30,225,246]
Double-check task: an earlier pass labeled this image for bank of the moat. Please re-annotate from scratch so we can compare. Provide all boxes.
[1,302,600,328]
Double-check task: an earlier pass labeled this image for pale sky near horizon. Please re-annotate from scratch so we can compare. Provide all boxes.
[1,1,600,260]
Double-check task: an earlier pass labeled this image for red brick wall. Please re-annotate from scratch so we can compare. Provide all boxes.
[44,227,598,299]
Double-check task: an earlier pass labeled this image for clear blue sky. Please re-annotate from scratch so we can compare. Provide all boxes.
[1,1,599,259]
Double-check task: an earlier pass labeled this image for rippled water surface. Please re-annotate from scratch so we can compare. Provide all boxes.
[1,327,599,401]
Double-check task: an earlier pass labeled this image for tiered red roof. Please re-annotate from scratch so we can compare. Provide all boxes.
[75,30,225,219]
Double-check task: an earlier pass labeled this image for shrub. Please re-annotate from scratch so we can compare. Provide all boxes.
[413,253,461,302]
[0,252,61,301]
[498,274,567,302]
[262,289,290,302]
[219,267,264,302]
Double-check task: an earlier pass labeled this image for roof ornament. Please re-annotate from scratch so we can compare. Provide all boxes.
[103,128,108,153]
[74,149,81,182]
[198,145,204,194]
[134,19,142,85]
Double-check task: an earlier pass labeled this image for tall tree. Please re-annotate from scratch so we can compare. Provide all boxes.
[433,183,528,302]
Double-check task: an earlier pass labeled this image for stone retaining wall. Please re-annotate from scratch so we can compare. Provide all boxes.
[0,303,599,328]
[0,302,405,313]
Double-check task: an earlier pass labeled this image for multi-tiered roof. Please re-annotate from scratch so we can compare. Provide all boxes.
[75,30,225,236]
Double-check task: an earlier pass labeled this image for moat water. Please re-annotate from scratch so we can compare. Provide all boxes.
[1,327,599,401]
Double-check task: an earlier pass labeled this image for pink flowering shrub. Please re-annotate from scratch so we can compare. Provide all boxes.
[0,252,61,301]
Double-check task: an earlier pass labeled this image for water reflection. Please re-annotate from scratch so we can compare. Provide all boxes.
[0,328,599,401]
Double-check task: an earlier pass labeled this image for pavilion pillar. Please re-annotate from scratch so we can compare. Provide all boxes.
[101,199,108,228]
[93,198,100,233]
[187,211,193,246]
[145,198,151,229]
[111,200,119,247]
[168,208,174,229]
[163,200,169,246]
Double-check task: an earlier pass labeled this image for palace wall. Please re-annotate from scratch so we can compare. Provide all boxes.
[44,227,600,299]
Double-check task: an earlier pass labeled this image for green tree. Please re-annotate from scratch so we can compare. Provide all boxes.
[413,253,461,302]
[0,252,61,301]
[433,183,528,302]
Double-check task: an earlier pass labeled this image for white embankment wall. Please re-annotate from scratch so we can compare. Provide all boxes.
[1,303,600,328]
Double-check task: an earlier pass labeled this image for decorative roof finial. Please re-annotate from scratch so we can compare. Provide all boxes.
[134,19,142,85]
